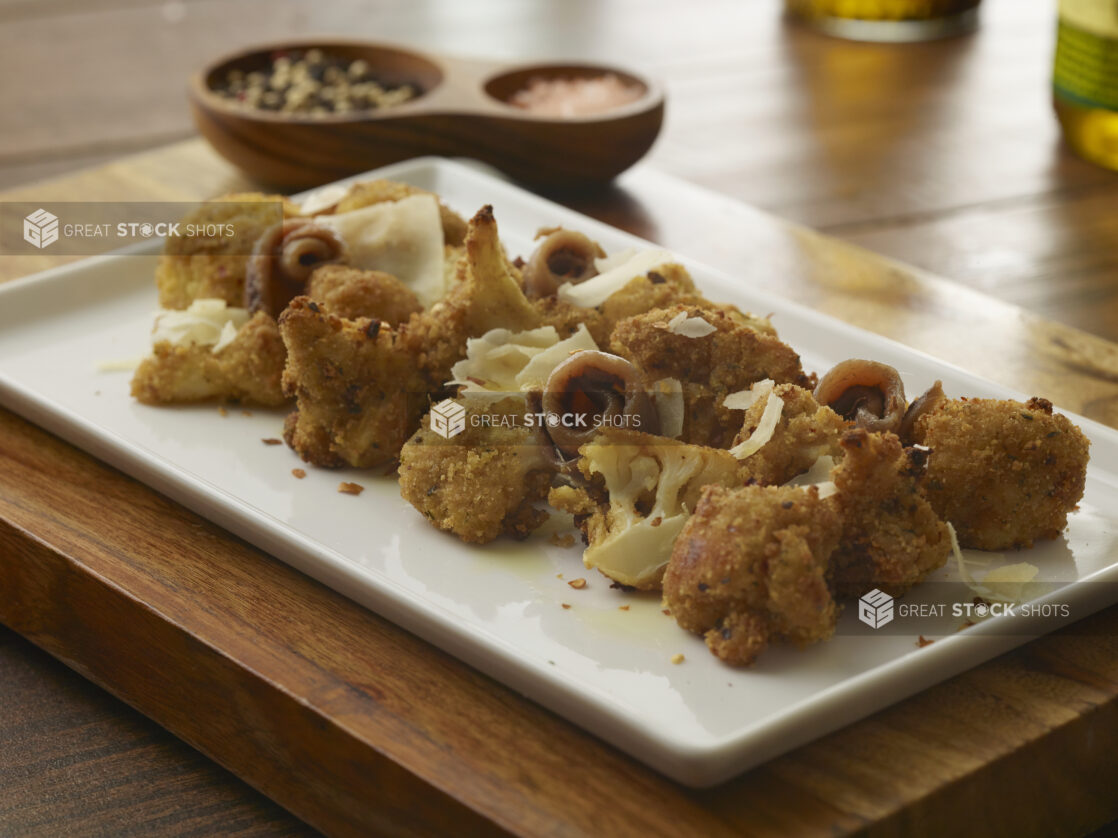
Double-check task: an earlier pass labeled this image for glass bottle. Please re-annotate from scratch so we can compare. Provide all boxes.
[785,0,981,42]
[1053,0,1118,171]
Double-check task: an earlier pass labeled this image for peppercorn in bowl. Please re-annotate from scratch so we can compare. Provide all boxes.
[190,40,664,188]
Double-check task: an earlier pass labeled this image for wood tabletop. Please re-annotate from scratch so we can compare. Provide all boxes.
[2,0,1118,836]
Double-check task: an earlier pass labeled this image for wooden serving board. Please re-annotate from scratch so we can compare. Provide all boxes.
[2,139,1118,837]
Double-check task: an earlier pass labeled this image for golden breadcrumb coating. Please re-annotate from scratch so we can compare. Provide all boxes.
[279,297,427,468]
[156,193,301,310]
[399,397,553,543]
[733,384,848,486]
[400,205,541,388]
[533,263,709,345]
[305,264,422,324]
[663,484,842,666]
[130,311,287,406]
[333,179,468,246]
[609,304,811,448]
[830,429,950,598]
[910,397,1090,550]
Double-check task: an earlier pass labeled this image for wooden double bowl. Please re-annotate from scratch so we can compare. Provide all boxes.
[190,41,665,189]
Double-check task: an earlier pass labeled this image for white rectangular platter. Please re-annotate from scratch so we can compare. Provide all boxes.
[1,158,1117,787]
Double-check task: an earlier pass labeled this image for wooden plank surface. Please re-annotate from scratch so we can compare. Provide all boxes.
[2,139,1118,837]
[2,0,1118,834]
[0,626,315,837]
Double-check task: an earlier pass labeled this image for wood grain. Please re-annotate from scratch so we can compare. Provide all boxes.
[3,374,1117,838]
[3,0,1118,833]
[2,0,1115,338]
[2,139,1118,837]
[0,626,315,837]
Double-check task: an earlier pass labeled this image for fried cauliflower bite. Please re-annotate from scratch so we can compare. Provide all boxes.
[156,193,301,309]
[910,396,1090,550]
[398,397,554,544]
[400,205,541,388]
[333,179,468,246]
[279,297,427,468]
[732,384,848,486]
[305,264,423,324]
[609,304,812,448]
[829,428,950,598]
[130,311,287,407]
[548,429,742,590]
[663,484,842,666]
[534,263,709,345]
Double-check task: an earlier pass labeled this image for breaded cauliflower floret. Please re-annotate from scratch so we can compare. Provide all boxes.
[399,397,553,543]
[157,193,301,310]
[130,311,287,406]
[910,396,1089,550]
[830,428,950,598]
[305,264,422,324]
[333,179,468,246]
[548,428,741,590]
[279,297,426,468]
[663,484,842,666]
[732,384,847,486]
[401,205,540,388]
[534,263,709,346]
[609,304,811,448]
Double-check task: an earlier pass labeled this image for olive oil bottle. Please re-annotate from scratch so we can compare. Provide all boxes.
[1054,0,1118,171]
[785,0,980,42]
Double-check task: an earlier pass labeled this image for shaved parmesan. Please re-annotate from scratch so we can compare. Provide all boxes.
[728,381,782,459]
[516,325,598,390]
[448,324,599,396]
[948,522,1038,604]
[982,563,1040,602]
[723,379,774,411]
[784,455,837,488]
[298,183,348,215]
[666,311,716,339]
[557,249,674,308]
[813,481,838,499]
[319,193,445,307]
[95,357,143,372]
[212,319,240,354]
[450,326,560,395]
[651,378,685,439]
[593,248,638,274]
[151,298,249,353]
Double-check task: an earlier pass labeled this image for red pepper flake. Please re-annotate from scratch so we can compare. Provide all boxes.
[618,605,630,612]
[567,578,587,589]
[917,635,934,648]
[292,468,306,479]
[662,608,672,616]
[262,438,282,445]
[561,603,571,610]
[338,481,364,496]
